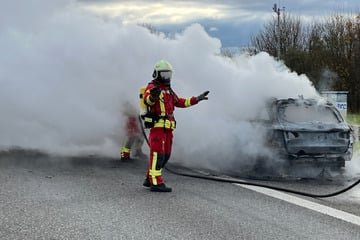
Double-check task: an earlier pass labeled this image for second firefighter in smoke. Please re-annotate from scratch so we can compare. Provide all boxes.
[120,101,147,161]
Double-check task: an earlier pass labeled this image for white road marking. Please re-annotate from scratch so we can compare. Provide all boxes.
[236,184,360,226]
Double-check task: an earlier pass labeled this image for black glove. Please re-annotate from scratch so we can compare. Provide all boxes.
[196,90,210,102]
[150,87,161,100]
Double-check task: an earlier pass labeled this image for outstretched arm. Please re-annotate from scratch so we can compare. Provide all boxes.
[174,90,210,108]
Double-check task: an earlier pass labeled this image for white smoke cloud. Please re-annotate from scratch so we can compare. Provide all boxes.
[0,0,318,170]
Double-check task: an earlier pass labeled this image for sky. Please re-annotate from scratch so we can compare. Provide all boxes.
[1,0,358,175]
[77,0,360,48]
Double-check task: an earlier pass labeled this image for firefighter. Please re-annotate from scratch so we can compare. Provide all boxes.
[120,101,147,161]
[142,60,209,192]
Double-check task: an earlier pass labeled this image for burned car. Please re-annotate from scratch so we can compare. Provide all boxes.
[262,97,353,168]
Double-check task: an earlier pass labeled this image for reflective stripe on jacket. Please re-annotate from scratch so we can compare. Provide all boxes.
[154,119,176,130]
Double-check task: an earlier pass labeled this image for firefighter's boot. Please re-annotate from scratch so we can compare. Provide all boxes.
[143,177,151,188]
[120,151,131,161]
[150,183,172,192]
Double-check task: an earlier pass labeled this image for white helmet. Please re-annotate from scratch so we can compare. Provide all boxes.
[152,60,173,86]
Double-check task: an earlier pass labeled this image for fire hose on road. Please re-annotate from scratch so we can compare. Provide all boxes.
[138,115,360,198]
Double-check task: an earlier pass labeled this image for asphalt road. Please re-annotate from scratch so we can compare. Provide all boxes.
[1,154,360,240]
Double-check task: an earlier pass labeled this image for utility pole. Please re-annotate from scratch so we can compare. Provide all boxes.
[272,3,284,60]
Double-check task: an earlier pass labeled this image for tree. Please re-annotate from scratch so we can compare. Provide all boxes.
[251,12,307,58]
[346,14,360,112]
[251,12,360,112]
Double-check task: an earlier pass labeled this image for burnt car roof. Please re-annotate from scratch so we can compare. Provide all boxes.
[268,97,350,132]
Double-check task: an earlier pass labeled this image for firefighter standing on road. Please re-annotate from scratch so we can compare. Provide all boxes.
[142,60,209,192]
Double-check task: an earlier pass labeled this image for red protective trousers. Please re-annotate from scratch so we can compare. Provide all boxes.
[146,127,173,185]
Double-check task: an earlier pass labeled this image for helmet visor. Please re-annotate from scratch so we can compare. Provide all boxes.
[159,71,172,81]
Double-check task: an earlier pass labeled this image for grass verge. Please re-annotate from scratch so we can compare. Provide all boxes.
[346,113,360,152]
[354,141,360,153]
[347,113,360,125]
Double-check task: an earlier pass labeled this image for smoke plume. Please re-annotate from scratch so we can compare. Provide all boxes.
[1,0,320,173]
